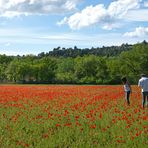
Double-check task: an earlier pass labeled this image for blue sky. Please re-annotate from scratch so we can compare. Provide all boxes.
[0,0,148,55]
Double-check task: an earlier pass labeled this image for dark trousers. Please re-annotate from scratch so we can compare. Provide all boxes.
[142,92,148,108]
[125,91,130,105]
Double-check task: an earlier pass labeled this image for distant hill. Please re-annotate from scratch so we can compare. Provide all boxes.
[38,43,134,58]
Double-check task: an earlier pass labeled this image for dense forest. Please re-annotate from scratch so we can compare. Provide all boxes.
[0,41,147,84]
[38,43,132,58]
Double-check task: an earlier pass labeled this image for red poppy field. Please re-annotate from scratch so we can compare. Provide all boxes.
[0,85,147,147]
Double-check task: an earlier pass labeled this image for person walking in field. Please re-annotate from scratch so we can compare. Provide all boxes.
[121,77,132,106]
[138,74,148,108]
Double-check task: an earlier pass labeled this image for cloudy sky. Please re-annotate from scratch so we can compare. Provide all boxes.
[0,0,148,55]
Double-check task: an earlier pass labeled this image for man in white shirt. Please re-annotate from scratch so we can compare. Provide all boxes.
[138,74,148,108]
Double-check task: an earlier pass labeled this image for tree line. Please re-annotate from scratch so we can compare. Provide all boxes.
[38,43,132,58]
[0,41,147,84]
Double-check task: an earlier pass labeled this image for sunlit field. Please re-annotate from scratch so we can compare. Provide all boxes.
[0,85,147,148]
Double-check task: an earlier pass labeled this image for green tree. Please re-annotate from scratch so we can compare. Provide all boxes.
[6,59,20,82]
[56,58,76,83]
[96,57,109,84]
[38,57,57,83]
[74,55,99,84]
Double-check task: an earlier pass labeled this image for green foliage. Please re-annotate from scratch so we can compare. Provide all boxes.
[38,57,57,83]
[56,58,76,83]
[0,41,148,84]
[43,43,132,58]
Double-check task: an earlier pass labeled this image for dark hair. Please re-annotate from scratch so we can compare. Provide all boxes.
[141,74,146,77]
[121,77,127,84]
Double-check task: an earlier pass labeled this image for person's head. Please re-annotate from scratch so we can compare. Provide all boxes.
[141,73,146,78]
[121,77,127,84]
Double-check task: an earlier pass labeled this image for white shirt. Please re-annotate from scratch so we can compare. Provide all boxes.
[124,83,131,92]
[138,77,148,92]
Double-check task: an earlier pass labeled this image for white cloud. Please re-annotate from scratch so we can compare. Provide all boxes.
[0,27,147,55]
[58,0,143,30]
[5,42,11,46]
[0,0,81,17]
[124,9,148,21]
[144,1,148,7]
[107,0,141,18]
[57,17,68,26]
[124,26,148,37]
[58,4,109,29]
[102,23,123,30]
[41,34,80,41]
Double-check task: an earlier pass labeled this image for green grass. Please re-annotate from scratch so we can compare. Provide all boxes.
[0,97,147,148]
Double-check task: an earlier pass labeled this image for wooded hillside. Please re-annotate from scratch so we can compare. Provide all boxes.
[0,41,147,84]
